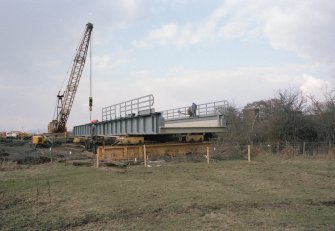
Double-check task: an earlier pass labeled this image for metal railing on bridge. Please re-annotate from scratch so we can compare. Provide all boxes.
[161,100,229,120]
[102,95,154,121]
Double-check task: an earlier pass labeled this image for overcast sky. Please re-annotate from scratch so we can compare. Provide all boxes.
[0,0,334,132]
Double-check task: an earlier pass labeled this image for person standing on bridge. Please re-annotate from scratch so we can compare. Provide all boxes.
[191,103,197,117]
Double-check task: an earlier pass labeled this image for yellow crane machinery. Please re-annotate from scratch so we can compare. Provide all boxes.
[33,23,93,147]
[32,135,46,146]
[48,22,93,133]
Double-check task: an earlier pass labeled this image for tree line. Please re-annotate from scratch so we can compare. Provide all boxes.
[223,89,335,144]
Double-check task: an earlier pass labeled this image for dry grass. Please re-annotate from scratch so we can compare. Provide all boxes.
[0,156,335,230]
[0,160,24,171]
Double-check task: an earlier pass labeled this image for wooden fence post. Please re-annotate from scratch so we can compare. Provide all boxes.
[206,146,210,164]
[303,142,306,156]
[276,142,280,154]
[49,147,53,163]
[96,153,100,168]
[143,145,147,167]
[248,145,251,162]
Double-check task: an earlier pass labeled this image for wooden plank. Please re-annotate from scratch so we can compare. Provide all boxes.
[102,160,127,167]
[73,161,93,167]
[97,142,212,162]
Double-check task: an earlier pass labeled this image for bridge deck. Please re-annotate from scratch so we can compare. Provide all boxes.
[73,113,227,137]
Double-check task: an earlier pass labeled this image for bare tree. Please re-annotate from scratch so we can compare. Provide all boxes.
[225,88,335,144]
[222,105,249,143]
[244,89,315,142]
[309,89,335,142]
[272,89,309,141]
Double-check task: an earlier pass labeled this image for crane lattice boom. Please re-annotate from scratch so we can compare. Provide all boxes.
[48,22,93,133]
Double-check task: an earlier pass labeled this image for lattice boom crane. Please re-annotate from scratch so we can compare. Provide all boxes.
[48,22,93,133]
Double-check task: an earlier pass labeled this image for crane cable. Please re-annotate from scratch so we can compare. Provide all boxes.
[89,30,93,121]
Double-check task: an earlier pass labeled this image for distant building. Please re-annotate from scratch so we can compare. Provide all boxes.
[5,131,20,138]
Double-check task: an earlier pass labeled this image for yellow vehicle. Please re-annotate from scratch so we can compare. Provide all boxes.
[32,135,53,148]
[32,135,46,145]
[32,134,67,148]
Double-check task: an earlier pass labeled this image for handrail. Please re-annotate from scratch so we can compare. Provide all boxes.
[161,100,229,120]
[102,95,154,121]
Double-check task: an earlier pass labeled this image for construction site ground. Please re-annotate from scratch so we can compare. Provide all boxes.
[0,138,94,167]
[1,140,335,230]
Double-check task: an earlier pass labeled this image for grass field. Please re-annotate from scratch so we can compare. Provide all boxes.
[1,156,335,230]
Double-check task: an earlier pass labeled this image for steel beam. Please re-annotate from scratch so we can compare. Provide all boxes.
[73,112,164,137]
[160,127,227,134]
[164,115,227,128]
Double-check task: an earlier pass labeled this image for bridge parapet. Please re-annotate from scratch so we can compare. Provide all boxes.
[161,100,229,121]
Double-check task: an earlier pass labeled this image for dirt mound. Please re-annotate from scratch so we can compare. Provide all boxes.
[0,139,29,147]
[0,149,10,163]
[0,149,10,157]
[321,200,335,206]
[17,156,51,165]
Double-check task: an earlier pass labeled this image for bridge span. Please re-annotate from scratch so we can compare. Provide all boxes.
[72,95,229,137]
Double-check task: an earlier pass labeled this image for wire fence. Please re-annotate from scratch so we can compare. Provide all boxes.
[211,141,245,160]
[147,152,209,163]
[210,139,335,160]
[252,141,334,156]
[136,141,335,166]
[96,140,335,168]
